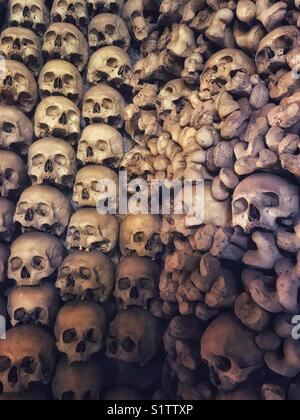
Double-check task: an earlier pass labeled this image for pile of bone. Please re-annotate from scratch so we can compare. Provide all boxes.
[0,0,300,401]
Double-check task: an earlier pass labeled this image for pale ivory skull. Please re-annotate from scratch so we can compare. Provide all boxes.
[73,165,119,209]
[87,46,132,87]
[88,13,130,50]
[115,256,160,309]
[51,0,89,34]
[82,84,126,128]
[42,22,89,72]
[0,244,10,284]
[38,60,84,105]
[77,124,124,168]
[28,137,77,188]
[0,59,38,113]
[106,308,161,366]
[14,185,72,236]
[200,48,256,96]
[0,325,56,394]
[8,232,65,286]
[87,0,124,17]
[34,96,81,144]
[232,174,299,233]
[8,0,50,35]
[157,79,192,119]
[0,105,33,155]
[201,313,264,392]
[56,250,114,303]
[67,209,119,253]
[0,198,16,242]
[7,283,60,327]
[0,151,27,198]
[0,27,43,75]
[55,301,106,364]
[120,215,163,260]
[122,0,153,41]
[167,23,196,58]
[52,356,104,400]
[256,26,300,75]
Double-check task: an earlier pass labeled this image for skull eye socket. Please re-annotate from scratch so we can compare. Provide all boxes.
[44,30,56,42]
[106,57,118,68]
[15,72,27,85]
[233,198,248,215]
[118,278,130,290]
[36,203,50,217]
[46,106,60,117]
[31,256,46,271]
[96,140,108,152]
[62,328,77,343]
[14,307,26,322]
[54,154,68,166]
[64,32,77,46]
[44,71,55,83]
[105,24,115,35]
[21,357,37,374]
[86,328,99,343]
[214,356,232,373]
[121,337,136,353]
[17,202,28,214]
[32,154,45,166]
[58,266,70,278]
[259,192,280,208]
[30,5,41,14]
[2,122,16,134]
[12,4,23,14]
[133,232,144,243]
[63,74,75,87]
[101,98,113,110]
[57,0,68,8]
[79,266,92,280]
[10,257,23,272]
[140,277,152,289]
[23,38,34,47]
[0,356,11,373]
[1,36,13,45]
[61,391,75,400]
[91,181,100,192]
[152,233,162,245]
[84,225,98,236]
[4,168,15,181]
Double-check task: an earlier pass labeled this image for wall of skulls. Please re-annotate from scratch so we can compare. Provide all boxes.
[0,0,300,401]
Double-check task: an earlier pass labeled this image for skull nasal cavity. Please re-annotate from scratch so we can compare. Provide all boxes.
[130,287,139,299]
[45,160,53,173]
[8,366,18,385]
[214,356,232,373]
[55,35,62,47]
[93,103,101,113]
[25,208,34,222]
[23,6,30,17]
[54,78,63,89]
[82,189,89,200]
[249,205,261,222]
[87,147,94,157]
[13,38,21,50]
[59,113,67,125]
[76,341,86,353]
[66,274,75,287]
[21,266,30,279]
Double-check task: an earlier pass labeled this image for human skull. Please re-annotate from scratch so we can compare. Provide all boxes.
[200,48,256,96]
[14,185,72,236]
[56,251,114,302]
[0,325,56,394]
[115,256,160,309]
[52,356,104,400]
[66,209,119,253]
[82,84,126,128]
[87,0,124,17]
[88,13,130,50]
[256,26,300,75]
[122,0,152,41]
[8,232,65,286]
[201,313,263,391]
[7,283,60,327]
[87,46,132,87]
[55,301,106,364]
[0,105,33,155]
[38,60,84,105]
[0,27,43,75]
[0,59,38,113]
[120,215,163,260]
[120,146,154,178]
[106,308,161,366]
[73,165,119,209]
[42,22,89,72]
[232,174,299,233]
[0,198,15,242]
[34,96,81,144]
[51,0,89,34]
[167,23,196,58]
[0,244,10,285]
[8,0,50,35]
[28,137,77,188]
[157,78,192,119]
[77,124,124,168]
[0,151,27,198]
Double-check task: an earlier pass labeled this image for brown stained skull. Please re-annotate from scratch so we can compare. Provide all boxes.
[88,13,130,50]
[0,105,33,155]
[42,22,89,72]
[167,23,196,58]
[34,97,81,144]
[122,0,154,42]
[232,174,299,233]
[14,185,72,236]
[55,301,106,364]
[87,46,132,88]
[157,79,192,119]
[201,313,264,392]
[56,250,114,303]
[0,198,16,242]
[7,283,60,327]
[87,0,124,17]
[0,27,43,76]
[0,59,38,113]
[0,151,27,198]
[77,124,124,168]
[66,209,119,254]
[73,165,119,209]
[120,214,164,260]
[82,84,126,128]
[200,48,256,96]
[106,308,161,366]
[8,0,50,35]
[52,356,104,401]
[38,60,84,105]
[0,325,55,394]
[0,245,10,285]
[115,256,160,309]
[51,0,89,34]
[8,233,65,286]
[28,137,77,188]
